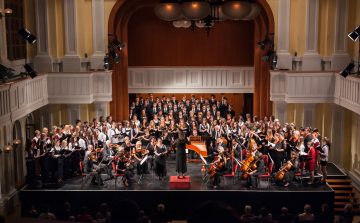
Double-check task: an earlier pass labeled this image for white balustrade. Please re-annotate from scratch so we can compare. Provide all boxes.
[128,67,254,93]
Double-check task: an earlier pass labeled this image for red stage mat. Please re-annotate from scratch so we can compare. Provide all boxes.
[169,176,190,189]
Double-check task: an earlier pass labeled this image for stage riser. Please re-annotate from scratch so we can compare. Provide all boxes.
[21,190,334,220]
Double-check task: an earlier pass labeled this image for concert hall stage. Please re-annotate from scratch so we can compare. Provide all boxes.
[20,160,338,220]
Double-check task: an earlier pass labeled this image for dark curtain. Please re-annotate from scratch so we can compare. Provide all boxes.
[243,93,253,118]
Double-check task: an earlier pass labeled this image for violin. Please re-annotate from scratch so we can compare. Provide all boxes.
[275,154,299,181]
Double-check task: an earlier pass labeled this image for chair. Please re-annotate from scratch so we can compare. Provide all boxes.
[242,149,248,159]
[262,155,268,166]
[295,162,306,185]
[223,163,238,186]
[258,162,273,188]
[112,162,124,188]
[79,161,93,187]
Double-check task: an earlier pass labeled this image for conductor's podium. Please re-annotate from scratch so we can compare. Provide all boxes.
[169,176,190,189]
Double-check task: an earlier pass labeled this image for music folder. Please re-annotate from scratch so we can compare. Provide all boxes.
[140,155,148,165]
[162,139,170,146]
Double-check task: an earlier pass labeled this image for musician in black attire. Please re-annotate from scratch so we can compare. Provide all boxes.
[146,137,156,171]
[25,141,37,185]
[176,131,191,179]
[283,152,300,187]
[302,127,313,153]
[232,138,243,161]
[212,146,232,189]
[207,141,218,162]
[247,152,265,188]
[275,133,287,172]
[39,141,50,186]
[116,147,134,187]
[83,151,104,186]
[154,138,168,180]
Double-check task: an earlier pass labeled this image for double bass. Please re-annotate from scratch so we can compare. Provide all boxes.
[274,154,299,181]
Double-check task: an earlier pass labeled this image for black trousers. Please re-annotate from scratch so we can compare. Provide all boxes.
[213,171,230,187]
[276,153,286,172]
[247,172,264,188]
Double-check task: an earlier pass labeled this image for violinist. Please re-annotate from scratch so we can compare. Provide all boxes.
[102,141,115,180]
[146,137,156,170]
[154,138,168,180]
[212,146,232,189]
[122,137,133,155]
[247,152,265,188]
[116,147,134,187]
[134,141,149,174]
[83,151,105,187]
[282,152,299,187]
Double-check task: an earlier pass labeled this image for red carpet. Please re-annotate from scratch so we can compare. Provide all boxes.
[169,176,190,189]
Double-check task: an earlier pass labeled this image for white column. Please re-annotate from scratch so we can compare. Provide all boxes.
[276,0,292,70]
[34,0,53,73]
[0,0,10,66]
[5,124,16,203]
[0,127,5,215]
[90,0,106,70]
[275,102,288,126]
[331,0,351,70]
[330,104,344,168]
[302,0,322,71]
[94,102,108,119]
[63,0,81,71]
[40,104,53,130]
[353,114,358,170]
[67,104,80,126]
[302,103,316,128]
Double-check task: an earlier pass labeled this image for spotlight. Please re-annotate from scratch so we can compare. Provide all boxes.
[271,53,278,68]
[257,32,274,50]
[103,54,109,70]
[18,28,36,44]
[0,64,15,81]
[107,46,120,64]
[112,38,126,51]
[340,63,355,78]
[262,44,275,62]
[348,25,360,42]
[24,64,37,79]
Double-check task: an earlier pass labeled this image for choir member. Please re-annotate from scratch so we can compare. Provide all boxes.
[61,140,71,180]
[25,141,37,185]
[307,141,316,184]
[319,137,331,184]
[50,139,64,183]
[154,138,168,180]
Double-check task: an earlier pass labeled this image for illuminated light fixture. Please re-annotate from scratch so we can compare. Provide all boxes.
[173,20,182,28]
[211,4,228,21]
[0,8,12,19]
[24,64,37,79]
[13,139,21,145]
[348,25,360,42]
[18,28,37,44]
[181,20,192,28]
[108,45,120,64]
[181,0,211,20]
[103,54,109,70]
[4,144,12,153]
[270,53,277,68]
[222,0,252,20]
[195,20,206,28]
[340,63,355,78]
[154,0,182,21]
[243,0,261,20]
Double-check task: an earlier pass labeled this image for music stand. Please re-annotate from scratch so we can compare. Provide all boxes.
[234,157,243,180]
[138,155,149,184]
[199,154,207,171]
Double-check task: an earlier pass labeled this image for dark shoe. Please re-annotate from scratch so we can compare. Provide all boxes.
[177,176,181,179]
[182,176,186,179]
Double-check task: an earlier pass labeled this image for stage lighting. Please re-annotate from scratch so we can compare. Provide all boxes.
[271,53,277,68]
[112,38,126,51]
[262,46,275,62]
[24,64,37,79]
[103,54,109,70]
[340,63,355,78]
[257,32,274,50]
[0,64,14,81]
[348,25,360,42]
[108,46,120,64]
[18,28,36,44]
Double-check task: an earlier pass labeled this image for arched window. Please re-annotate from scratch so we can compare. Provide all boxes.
[5,0,25,61]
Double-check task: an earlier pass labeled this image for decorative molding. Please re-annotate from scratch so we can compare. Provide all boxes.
[128,67,254,93]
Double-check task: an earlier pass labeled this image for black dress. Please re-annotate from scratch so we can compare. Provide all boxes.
[117,160,134,181]
[284,158,300,182]
[25,150,36,184]
[39,149,50,184]
[176,140,191,173]
[155,145,167,177]
[51,146,64,179]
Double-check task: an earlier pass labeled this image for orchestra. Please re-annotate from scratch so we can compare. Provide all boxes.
[25,94,332,189]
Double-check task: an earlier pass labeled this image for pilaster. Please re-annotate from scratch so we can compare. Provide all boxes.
[302,103,316,128]
[0,0,10,66]
[330,104,345,168]
[276,0,292,70]
[90,0,106,70]
[302,0,321,71]
[94,102,108,120]
[63,0,81,71]
[67,104,80,126]
[275,102,288,126]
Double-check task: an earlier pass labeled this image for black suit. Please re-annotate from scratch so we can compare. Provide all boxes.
[83,157,103,184]
[223,109,235,118]
[211,109,217,117]
[220,104,228,115]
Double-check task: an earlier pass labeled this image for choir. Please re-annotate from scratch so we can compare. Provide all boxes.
[24,94,331,188]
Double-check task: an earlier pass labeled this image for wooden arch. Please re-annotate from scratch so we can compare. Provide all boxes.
[108,0,275,121]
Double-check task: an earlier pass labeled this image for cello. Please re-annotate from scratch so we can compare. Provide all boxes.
[274,154,299,181]
[241,158,261,180]
[239,138,257,171]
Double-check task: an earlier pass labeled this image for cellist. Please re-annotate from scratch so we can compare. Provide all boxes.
[246,152,265,188]
[212,146,232,189]
[282,151,299,187]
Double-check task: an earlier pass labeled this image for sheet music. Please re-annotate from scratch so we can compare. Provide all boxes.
[140,155,148,165]
[185,149,189,154]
